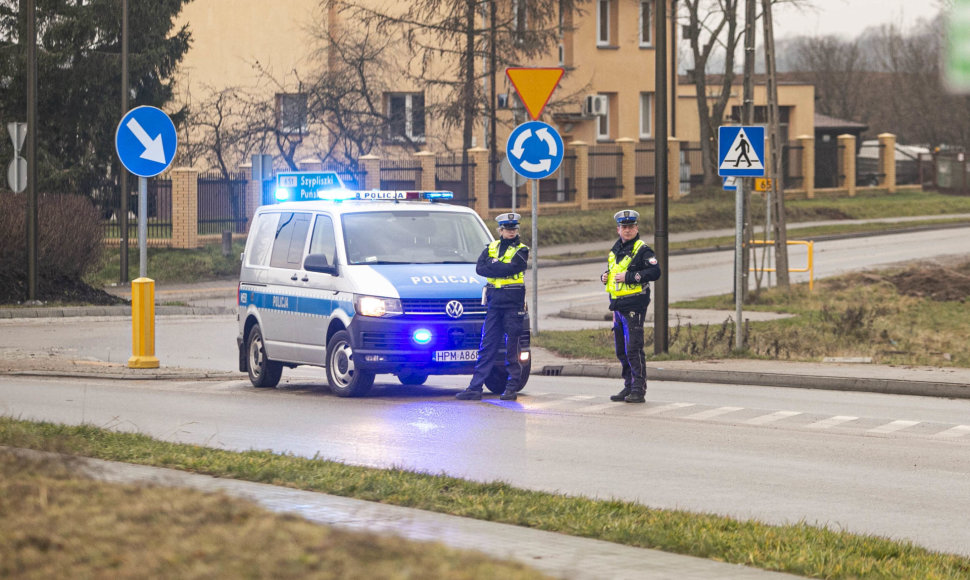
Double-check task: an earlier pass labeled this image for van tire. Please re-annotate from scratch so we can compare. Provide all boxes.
[397,372,429,386]
[484,358,531,394]
[326,330,375,397]
[247,325,282,388]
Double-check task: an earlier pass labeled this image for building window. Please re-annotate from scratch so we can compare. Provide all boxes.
[513,0,528,43]
[596,0,612,46]
[639,0,653,47]
[639,92,653,139]
[596,94,611,141]
[276,93,308,135]
[387,93,426,142]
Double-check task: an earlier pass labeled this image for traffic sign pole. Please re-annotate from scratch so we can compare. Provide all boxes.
[531,179,539,336]
[139,177,148,278]
[735,180,744,350]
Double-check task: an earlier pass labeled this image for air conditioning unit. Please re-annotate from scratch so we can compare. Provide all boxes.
[584,94,608,117]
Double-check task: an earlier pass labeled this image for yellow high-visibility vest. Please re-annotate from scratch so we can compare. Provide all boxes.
[606,239,646,298]
[486,240,526,288]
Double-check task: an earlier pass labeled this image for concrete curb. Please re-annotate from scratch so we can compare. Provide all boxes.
[0,305,235,319]
[537,363,970,399]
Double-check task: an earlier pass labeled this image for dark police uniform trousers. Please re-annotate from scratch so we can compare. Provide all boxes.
[467,237,529,391]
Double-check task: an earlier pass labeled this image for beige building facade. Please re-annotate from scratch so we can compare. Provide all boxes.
[175,1,814,169]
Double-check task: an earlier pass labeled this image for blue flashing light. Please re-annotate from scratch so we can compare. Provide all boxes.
[316,188,357,201]
[423,191,454,200]
[412,328,433,345]
[275,188,291,201]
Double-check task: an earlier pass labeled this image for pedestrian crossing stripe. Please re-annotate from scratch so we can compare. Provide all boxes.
[718,125,766,177]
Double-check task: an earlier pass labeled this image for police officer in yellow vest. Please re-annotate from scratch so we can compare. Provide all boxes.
[456,213,530,401]
[600,210,662,403]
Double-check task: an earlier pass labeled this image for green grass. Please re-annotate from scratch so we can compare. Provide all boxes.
[2,418,968,579]
[88,241,247,287]
[515,187,970,248]
[535,261,970,367]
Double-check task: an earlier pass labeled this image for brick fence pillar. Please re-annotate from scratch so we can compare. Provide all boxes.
[414,150,437,191]
[170,167,199,249]
[667,137,682,201]
[797,135,815,199]
[838,134,857,197]
[359,154,381,189]
[878,133,897,193]
[570,141,589,211]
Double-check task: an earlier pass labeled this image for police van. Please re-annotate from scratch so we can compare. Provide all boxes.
[237,172,531,396]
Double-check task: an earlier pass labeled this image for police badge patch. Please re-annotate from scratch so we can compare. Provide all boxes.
[649,257,658,265]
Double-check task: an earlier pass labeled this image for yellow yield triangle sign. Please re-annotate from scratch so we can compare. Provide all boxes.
[506,67,564,121]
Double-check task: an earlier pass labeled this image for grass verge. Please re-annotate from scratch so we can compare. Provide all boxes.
[534,260,970,367]
[0,449,547,580]
[1,418,968,579]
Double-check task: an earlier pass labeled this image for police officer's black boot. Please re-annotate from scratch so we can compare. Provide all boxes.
[624,386,646,404]
[455,387,483,401]
[500,387,517,401]
[610,386,631,401]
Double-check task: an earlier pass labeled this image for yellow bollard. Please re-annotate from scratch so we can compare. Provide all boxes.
[128,277,160,369]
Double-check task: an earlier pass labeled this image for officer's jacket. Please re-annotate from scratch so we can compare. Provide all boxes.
[476,236,529,309]
[604,234,661,312]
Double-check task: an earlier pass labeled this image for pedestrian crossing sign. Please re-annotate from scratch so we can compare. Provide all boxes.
[718,126,765,177]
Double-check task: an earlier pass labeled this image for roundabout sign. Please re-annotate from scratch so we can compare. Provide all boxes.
[506,120,564,180]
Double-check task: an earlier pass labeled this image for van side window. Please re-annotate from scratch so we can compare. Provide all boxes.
[247,212,281,267]
[308,214,337,266]
[270,212,311,269]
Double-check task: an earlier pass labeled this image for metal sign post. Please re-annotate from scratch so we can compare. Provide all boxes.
[531,179,539,336]
[718,125,766,351]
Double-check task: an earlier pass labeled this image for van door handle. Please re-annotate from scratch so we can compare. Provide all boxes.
[290,273,298,281]
[301,275,309,282]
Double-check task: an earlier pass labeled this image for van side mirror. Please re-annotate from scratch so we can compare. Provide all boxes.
[304,253,338,276]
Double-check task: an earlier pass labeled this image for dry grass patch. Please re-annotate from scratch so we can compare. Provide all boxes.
[0,451,549,580]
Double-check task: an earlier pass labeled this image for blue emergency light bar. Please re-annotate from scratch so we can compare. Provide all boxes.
[273,188,454,203]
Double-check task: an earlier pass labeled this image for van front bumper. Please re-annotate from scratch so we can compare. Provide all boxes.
[346,315,530,375]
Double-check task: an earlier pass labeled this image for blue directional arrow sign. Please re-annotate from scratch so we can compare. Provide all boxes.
[506,121,564,180]
[718,125,765,177]
[115,106,178,178]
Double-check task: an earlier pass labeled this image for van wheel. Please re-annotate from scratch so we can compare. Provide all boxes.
[247,325,282,388]
[397,371,429,386]
[326,330,375,397]
[484,358,531,394]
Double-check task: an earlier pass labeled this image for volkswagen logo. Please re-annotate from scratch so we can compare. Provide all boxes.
[445,300,464,319]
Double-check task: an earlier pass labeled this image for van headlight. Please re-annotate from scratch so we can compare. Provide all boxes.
[354,294,403,317]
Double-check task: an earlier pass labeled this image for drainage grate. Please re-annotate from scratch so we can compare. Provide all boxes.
[542,366,563,376]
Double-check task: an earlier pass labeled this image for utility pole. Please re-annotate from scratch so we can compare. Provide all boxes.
[739,0,756,302]
[25,0,38,302]
[761,0,789,287]
[653,0,669,354]
[120,0,130,284]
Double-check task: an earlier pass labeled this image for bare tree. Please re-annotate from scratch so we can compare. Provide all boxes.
[330,0,585,157]
[682,0,742,185]
[788,35,867,122]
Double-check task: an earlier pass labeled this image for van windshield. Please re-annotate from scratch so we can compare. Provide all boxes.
[342,210,492,265]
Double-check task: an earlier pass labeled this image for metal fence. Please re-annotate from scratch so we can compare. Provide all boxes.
[588,145,622,199]
[197,172,247,235]
[380,159,421,191]
[634,143,657,195]
[435,154,475,207]
[99,177,172,239]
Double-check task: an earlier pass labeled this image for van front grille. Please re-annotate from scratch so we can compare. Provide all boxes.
[401,298,486,319]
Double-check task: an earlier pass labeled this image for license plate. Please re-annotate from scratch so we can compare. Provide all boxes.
[433,349,478,362]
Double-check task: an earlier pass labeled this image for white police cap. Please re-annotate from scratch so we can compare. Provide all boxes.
[614,209,639,225]
[495,212,521,228]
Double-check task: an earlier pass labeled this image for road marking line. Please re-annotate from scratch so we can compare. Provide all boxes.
[933,425,970,439]
[744,411,802,425]
[525,396,593,410]
[566,395,597,401]
[867,420,920,434]
[583,402,621,413]
[683,406,744,421]
[806,415,858,429]
[635,402,696,416]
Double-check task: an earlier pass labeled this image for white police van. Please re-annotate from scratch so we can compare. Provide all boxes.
[237,172,531,396]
